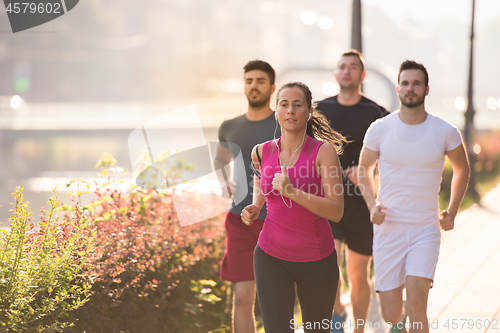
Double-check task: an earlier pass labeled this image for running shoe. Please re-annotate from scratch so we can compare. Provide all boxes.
[330,312,346,333]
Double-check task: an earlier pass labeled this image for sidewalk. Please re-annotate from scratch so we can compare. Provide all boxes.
[341,182,500,333]
[428,182,500,332]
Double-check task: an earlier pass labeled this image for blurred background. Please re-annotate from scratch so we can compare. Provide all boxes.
[1,0,500,224]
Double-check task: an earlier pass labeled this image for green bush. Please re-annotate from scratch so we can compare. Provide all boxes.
[1,153,233,332]
[0,187,95,332]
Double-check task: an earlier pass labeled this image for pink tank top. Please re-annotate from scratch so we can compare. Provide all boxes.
[257,136,335,262]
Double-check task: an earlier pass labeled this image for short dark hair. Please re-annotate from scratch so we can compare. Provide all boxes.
[243,60,276,85]
[398,60,429,86]
[339,49,365,72]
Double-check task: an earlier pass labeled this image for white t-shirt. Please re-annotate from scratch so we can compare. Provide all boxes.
[363,111,463,224]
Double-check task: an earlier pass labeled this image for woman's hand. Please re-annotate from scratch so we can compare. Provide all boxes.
[241,204,260,226]
[272,165,293,197]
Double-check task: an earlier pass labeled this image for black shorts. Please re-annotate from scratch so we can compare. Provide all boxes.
[329,192,373,256]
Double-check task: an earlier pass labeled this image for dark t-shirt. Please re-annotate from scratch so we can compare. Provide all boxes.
[316,95,389,197]
[218,112,280,218]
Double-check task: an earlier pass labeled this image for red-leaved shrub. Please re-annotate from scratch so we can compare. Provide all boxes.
[66,155,230,333]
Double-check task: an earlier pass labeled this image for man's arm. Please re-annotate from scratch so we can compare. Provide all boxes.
[241,145,265,226]
[440,143,470,231]
[358,146,386,225]
[214,143,236,198]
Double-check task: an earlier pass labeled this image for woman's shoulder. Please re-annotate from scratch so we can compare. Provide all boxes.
[316,141,337,155]
[252,139,279,160]
[310,139,337,163]
[258,139,278,152]
[315,142,339,172]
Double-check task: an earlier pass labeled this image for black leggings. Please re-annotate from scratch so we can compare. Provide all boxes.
[254,245,339,333]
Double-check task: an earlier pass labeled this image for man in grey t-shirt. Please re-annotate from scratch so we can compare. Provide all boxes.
[215,60,279,333]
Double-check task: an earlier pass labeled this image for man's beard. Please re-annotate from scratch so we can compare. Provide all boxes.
[248,96,271,108]
[400,94,425,108]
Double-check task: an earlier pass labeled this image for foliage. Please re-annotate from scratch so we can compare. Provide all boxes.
[65,153,230,333]
[0,187,95,332]
[470,130,500,189]
[0,150,240,332]
[440,130,500,210]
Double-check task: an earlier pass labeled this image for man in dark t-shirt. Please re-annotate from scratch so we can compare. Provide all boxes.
[316,50,389,333]
[218,115,278,220]
[215,60,279,333]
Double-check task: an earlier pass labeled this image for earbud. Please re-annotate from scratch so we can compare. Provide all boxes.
[308,113,312,121]
[275,113,278,120]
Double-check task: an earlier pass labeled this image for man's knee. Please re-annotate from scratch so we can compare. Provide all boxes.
[347,268,371,287]
[378,286,404,325]
[405,276,431,318]
[233,282,256,308]
[380,307,403,326]
[346,251,371,286]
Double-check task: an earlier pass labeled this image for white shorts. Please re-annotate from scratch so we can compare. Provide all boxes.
[373,221,441,292]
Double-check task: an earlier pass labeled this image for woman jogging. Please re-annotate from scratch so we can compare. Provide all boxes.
[241,82,347,333]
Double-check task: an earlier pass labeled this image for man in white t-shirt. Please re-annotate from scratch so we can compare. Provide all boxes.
[358,60,470,333]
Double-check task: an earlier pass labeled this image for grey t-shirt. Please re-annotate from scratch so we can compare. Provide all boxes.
[218,112,280,218]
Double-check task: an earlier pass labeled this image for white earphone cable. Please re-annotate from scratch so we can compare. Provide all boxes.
[263,113,310,208]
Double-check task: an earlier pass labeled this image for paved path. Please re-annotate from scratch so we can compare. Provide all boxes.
[337,182,500,333]
[428,182,500,333]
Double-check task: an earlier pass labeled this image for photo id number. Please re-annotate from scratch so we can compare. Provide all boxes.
[443,319,498,330]
[6,2,62,14]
